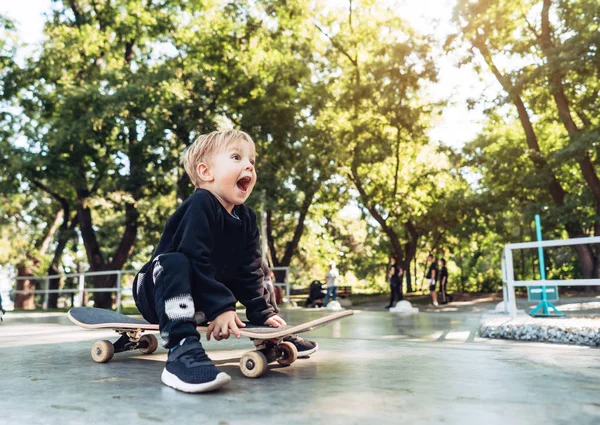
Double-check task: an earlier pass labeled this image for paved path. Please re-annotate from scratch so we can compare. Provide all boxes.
[1,308,599,425]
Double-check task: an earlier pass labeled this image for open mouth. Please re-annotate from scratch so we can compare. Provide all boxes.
[236,176,252,193]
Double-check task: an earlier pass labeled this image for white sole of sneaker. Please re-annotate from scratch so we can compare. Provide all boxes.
[161,370,231,393]
[297,342,319,358]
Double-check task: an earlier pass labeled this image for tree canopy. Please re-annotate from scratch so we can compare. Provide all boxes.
[1,0,598,308]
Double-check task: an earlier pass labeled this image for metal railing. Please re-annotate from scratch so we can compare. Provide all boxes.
[11,270,136,313]
[502,236,600,318]
[10,265,293,312]
[270,266,290,302]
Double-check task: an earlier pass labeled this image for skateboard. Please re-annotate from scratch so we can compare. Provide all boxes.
[67,307,353,378]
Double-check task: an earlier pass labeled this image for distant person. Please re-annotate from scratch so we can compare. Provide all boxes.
[426,255,439,307]
[385,256,403,309]
[324,262,339,305]
[439,258,452,304]
[305,280,325,308]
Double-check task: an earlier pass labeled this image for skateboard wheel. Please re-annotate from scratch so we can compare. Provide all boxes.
[276,341,297,366]
[240,351,268,378]
[139,334,159,355]
[91,340,115,363]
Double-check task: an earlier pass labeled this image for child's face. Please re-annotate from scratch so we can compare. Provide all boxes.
[203,140,256,213]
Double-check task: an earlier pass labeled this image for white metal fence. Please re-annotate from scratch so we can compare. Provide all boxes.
[11,270,137,313]
[502,236,600,318]
[10,265,292,312]
[270,266,290,302]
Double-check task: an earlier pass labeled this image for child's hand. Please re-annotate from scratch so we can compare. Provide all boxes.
[264,314,287,328]
[206,310,246,341]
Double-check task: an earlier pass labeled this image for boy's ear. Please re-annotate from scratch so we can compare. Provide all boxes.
[196,162,214,183]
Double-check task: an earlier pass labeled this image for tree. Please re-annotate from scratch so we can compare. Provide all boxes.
[451,0,600,277]
[12,1,213,308]
[221,0,339,273]
[314,0,448,291]
[0,15,64,308]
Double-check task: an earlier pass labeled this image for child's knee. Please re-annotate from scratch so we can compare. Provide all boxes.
[153,253,191,281]
[152,253,196,321]
[164,294,196,321]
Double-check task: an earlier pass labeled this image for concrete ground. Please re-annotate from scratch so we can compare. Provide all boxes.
[1,305,600,425]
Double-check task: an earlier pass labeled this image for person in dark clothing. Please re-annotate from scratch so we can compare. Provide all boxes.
[426,254,439,307]
[305,280,325,308]
[132,130,310,393]
[439,258,452,304]
[385,256,403,309]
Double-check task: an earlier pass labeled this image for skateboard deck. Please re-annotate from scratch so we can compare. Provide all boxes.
[68,307,353,378]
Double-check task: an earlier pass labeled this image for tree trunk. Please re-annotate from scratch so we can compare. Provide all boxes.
[267,184,320,271]
[350,163,421,292]
[80,198,138,310]
[404,221,418,293]
[76,191,111,308]
[76,136,140,310]
[46,266,61,310]
[350,168,404,258]
[46,216,78,309]
[280,185,318,267]
[456,254,465,293]
[15,266,36,310]
[177,172,191,202]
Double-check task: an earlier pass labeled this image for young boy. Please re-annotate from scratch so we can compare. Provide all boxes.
[133,130,313,393]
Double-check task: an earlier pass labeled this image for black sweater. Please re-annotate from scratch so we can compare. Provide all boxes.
[144,189,274,324]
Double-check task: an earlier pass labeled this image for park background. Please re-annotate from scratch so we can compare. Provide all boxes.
[1,0,599,310]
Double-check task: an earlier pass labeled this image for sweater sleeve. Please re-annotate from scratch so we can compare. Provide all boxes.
[231,208,275,325]
[174,195,237,321]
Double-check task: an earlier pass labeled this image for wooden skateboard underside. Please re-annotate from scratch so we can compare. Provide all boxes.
[68,307,353,339]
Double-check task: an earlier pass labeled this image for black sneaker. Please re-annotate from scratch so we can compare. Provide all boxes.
[161,336,231,393]
[283,334,318,358]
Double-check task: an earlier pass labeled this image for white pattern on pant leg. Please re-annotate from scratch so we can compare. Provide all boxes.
[164,294,195,320]
[136,272,145,296]
[152,256,164,283]
[160,331,169,347]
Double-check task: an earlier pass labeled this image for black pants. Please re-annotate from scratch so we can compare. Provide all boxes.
[133,253,280,348]
[388,280,403,307]
[440,282,451,303]
[133,253,199,348]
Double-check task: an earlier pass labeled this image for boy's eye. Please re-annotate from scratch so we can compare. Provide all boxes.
[232,154,241,160]
[250,159,255,166]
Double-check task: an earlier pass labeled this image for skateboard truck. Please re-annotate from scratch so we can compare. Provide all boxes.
[238,338,298,378]
[91,329,159,363]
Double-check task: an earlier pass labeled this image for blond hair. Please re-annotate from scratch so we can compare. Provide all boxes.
[181,130,255,188]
